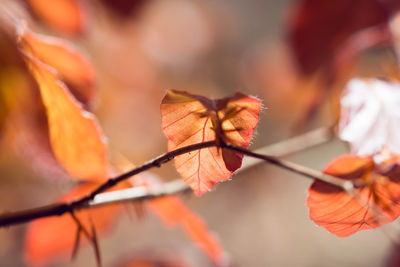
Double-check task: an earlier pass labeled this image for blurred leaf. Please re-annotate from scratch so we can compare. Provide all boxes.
[99,0,148,19]
[24,183,123,266]
[161,90,261,195]
[23,54,108,182]
[24,0,86,35]
[0,25,29,140]
[112,157,226,264]
[287,0,393,75]
[148,196,225,265]
[307,153,400,237]
[19,28,97,106]
[339,78,400,155]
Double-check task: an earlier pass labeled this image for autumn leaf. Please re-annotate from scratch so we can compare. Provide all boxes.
[111,156,226,264]
[161,90,261,195]
[24,183,123,266]
[19,28,97,106]
[23,54,108,182]
[0,26,30,141]
[307,153,400,237]
[287,0,393,75]
[24,0,86,35]
[339,78,400,155]
[99,0,148,19]
[148,196,225,265]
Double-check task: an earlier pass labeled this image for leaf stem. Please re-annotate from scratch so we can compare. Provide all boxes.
[0,127,341,227]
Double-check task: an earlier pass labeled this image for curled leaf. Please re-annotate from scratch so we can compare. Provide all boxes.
[161,90,261,195]
[307,154,400,237]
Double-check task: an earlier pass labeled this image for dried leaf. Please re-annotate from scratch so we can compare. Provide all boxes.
[24,0,86,35]
[339,78,400,155]
[161,90,261,195]
[24,54,108,182]
[24,183,122,266]
[307,154,400,237]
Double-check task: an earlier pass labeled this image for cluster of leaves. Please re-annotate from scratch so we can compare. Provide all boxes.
[6,0,400,266]
[3,16,260,267]
[288,0,400,238]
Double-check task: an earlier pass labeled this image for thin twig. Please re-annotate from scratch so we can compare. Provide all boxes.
[223,143,354,191]
[89,126,334,208]
[0,127,342,227]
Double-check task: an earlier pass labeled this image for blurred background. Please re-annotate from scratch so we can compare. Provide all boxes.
[0,0,399,266]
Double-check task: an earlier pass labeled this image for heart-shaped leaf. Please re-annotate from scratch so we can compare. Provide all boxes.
[161,90,261,195]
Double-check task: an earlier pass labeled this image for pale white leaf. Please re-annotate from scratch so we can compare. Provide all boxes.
[339,78,400,155]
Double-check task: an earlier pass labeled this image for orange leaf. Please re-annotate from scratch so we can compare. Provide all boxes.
[24,183,122,266]
[25,0,86,35]
[161,90,261,195]
[24,55,108,182]
[19,29,96,106]
[148,196,225,265]
[307,154,400,237]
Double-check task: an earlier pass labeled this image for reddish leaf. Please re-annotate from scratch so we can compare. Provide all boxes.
[307,154,400,237]
[287,0,392,75]
[19,29,96,106]
[99,0,148,19]
[23,54,108,182]
[148,196,225,265]
[161,90,261,195]
[339,78,400,155]
[24,0,86,35]
[24,183,123,266]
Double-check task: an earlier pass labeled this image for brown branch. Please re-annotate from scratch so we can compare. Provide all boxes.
[0,141,216,227]
[89,126,334,208]
[0,127,343,227]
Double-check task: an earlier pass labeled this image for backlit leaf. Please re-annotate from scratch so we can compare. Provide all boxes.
[339,78,400,155]
[19,29,96,106]
[148,196,225,265]
[307,154,400,237]
[24,0,86,35]
[24,55,108,181]
[24,183,122,266]
[161,90,261,195]
[112,157,226,264]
